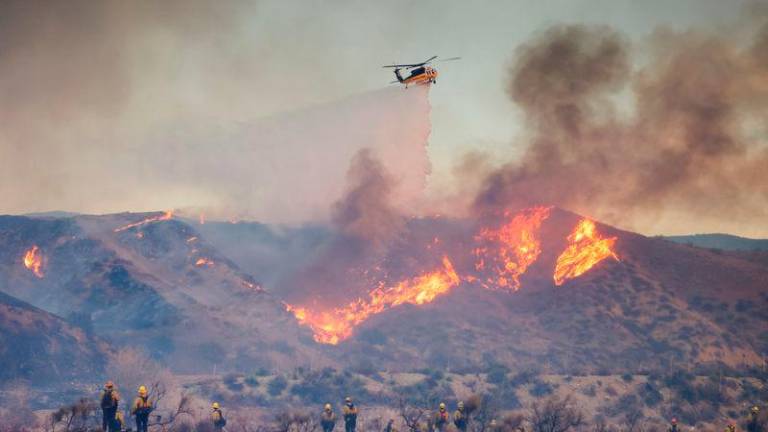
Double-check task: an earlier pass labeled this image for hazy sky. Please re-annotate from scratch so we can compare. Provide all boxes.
[1,0,764,235]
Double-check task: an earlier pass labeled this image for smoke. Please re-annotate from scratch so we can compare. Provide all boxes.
[278,148,404,305]
[145,85,432,223]
[0,0,432,223]
[475,18,768,236]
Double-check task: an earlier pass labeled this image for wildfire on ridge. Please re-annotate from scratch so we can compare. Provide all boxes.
[285,256,460,345]
[195,258,214,267]
[473,206,551,291]
[114,210,174,233]
[553,219,619,286]
[23,246,44,278]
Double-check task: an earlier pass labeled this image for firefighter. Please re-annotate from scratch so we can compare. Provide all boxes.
[131,385,153,432]
[434,403,449,432]
[453,401,467,432]
[100,381,120,432]
[211,402,227,430]
[321,403,337,432]
[489,419,499,432]
[747,406,762,432]
[385,419,397,432]
[115,411,126,432]
[725,422,737,432]
[668,418,680,432]
[343,397,358,432]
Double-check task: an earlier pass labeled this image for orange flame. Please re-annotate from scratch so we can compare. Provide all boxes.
[114,210,173,232]
[23,246,44,278]
[554,219,619,286]
[286,256,460,345]
[473,206,551,291]
[195,257,214,267]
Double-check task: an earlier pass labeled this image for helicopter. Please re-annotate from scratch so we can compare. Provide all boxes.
[382,56,460,88]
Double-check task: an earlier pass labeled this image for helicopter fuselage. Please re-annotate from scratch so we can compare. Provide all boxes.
[394,66,438,87]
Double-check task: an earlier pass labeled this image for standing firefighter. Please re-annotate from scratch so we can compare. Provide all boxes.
[100,381,120,432]
[343,397,358,432]
[453,401,467,432]
[747,406,762,432]
[725,423,737,432]
[131,385,153,432]
[434,403,449,432]
[385,419,397,432]
[321,403,337,432]
[211,402,227,431]
[668,418,680,432]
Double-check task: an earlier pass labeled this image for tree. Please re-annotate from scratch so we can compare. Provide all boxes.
[273,409,320,432]
[44,398,99,432]
[466,394,499,432]
[0,382,37,432]
[529,395,583,432]
[398,396,431,432]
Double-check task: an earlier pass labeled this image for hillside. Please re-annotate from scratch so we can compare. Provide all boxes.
[1,208,766,384]
[0,290,109,384]
[0,214,327,378]
[196,208,768,374]
[664,234,768,251]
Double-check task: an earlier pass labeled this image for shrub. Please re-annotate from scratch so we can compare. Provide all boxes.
[245,376,259,387]
[581,384,597,397]
[621,373,634,383]
[529,380,554,397]
[487,365,508,384]
[268,375,288,397]
[641,382,663,407]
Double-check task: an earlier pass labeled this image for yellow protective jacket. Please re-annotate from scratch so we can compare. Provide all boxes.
[343,404,358,424]
[131,396,153,416]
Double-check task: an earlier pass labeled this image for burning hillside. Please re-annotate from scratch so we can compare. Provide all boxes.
[284,207,619,344]
[23,245,44,278]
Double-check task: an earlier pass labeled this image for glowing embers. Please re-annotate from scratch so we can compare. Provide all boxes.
[473,206,551,291]
[195,257,214,267]
[285,256,459,345]
[23,245,44,278]
[554,219,619,286]
[114,210,174,233]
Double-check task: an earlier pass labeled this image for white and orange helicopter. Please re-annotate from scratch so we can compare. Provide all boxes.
[383,56,460,88]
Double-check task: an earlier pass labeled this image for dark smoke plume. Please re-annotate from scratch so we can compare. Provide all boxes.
[476,20,768,235]
[279,149,404,305]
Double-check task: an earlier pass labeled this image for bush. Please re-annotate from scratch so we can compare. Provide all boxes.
[529,380,554,397]
[509,369,538,387]
[245,376,259,387]
[641,382,663,407]
[581,384,597,397]
[487,368,507,384]
[268,375,288,397]
[621,373,634,383]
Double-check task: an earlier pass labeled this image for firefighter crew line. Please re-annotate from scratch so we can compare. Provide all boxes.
[97,380,765,432]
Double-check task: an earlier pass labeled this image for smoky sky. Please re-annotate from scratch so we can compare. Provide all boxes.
[474,16,768,236]
[1,0,767,236]
[0,0,432,223]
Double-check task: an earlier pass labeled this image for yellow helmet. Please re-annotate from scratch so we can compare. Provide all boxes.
[138,385,147,396]
[105,380,114,389]
[345,397,352,403]
[752,406,760,414]
[458,401,464,409]
[439,403,446,410]
[212,402,220,409]
[325,403,332,411]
